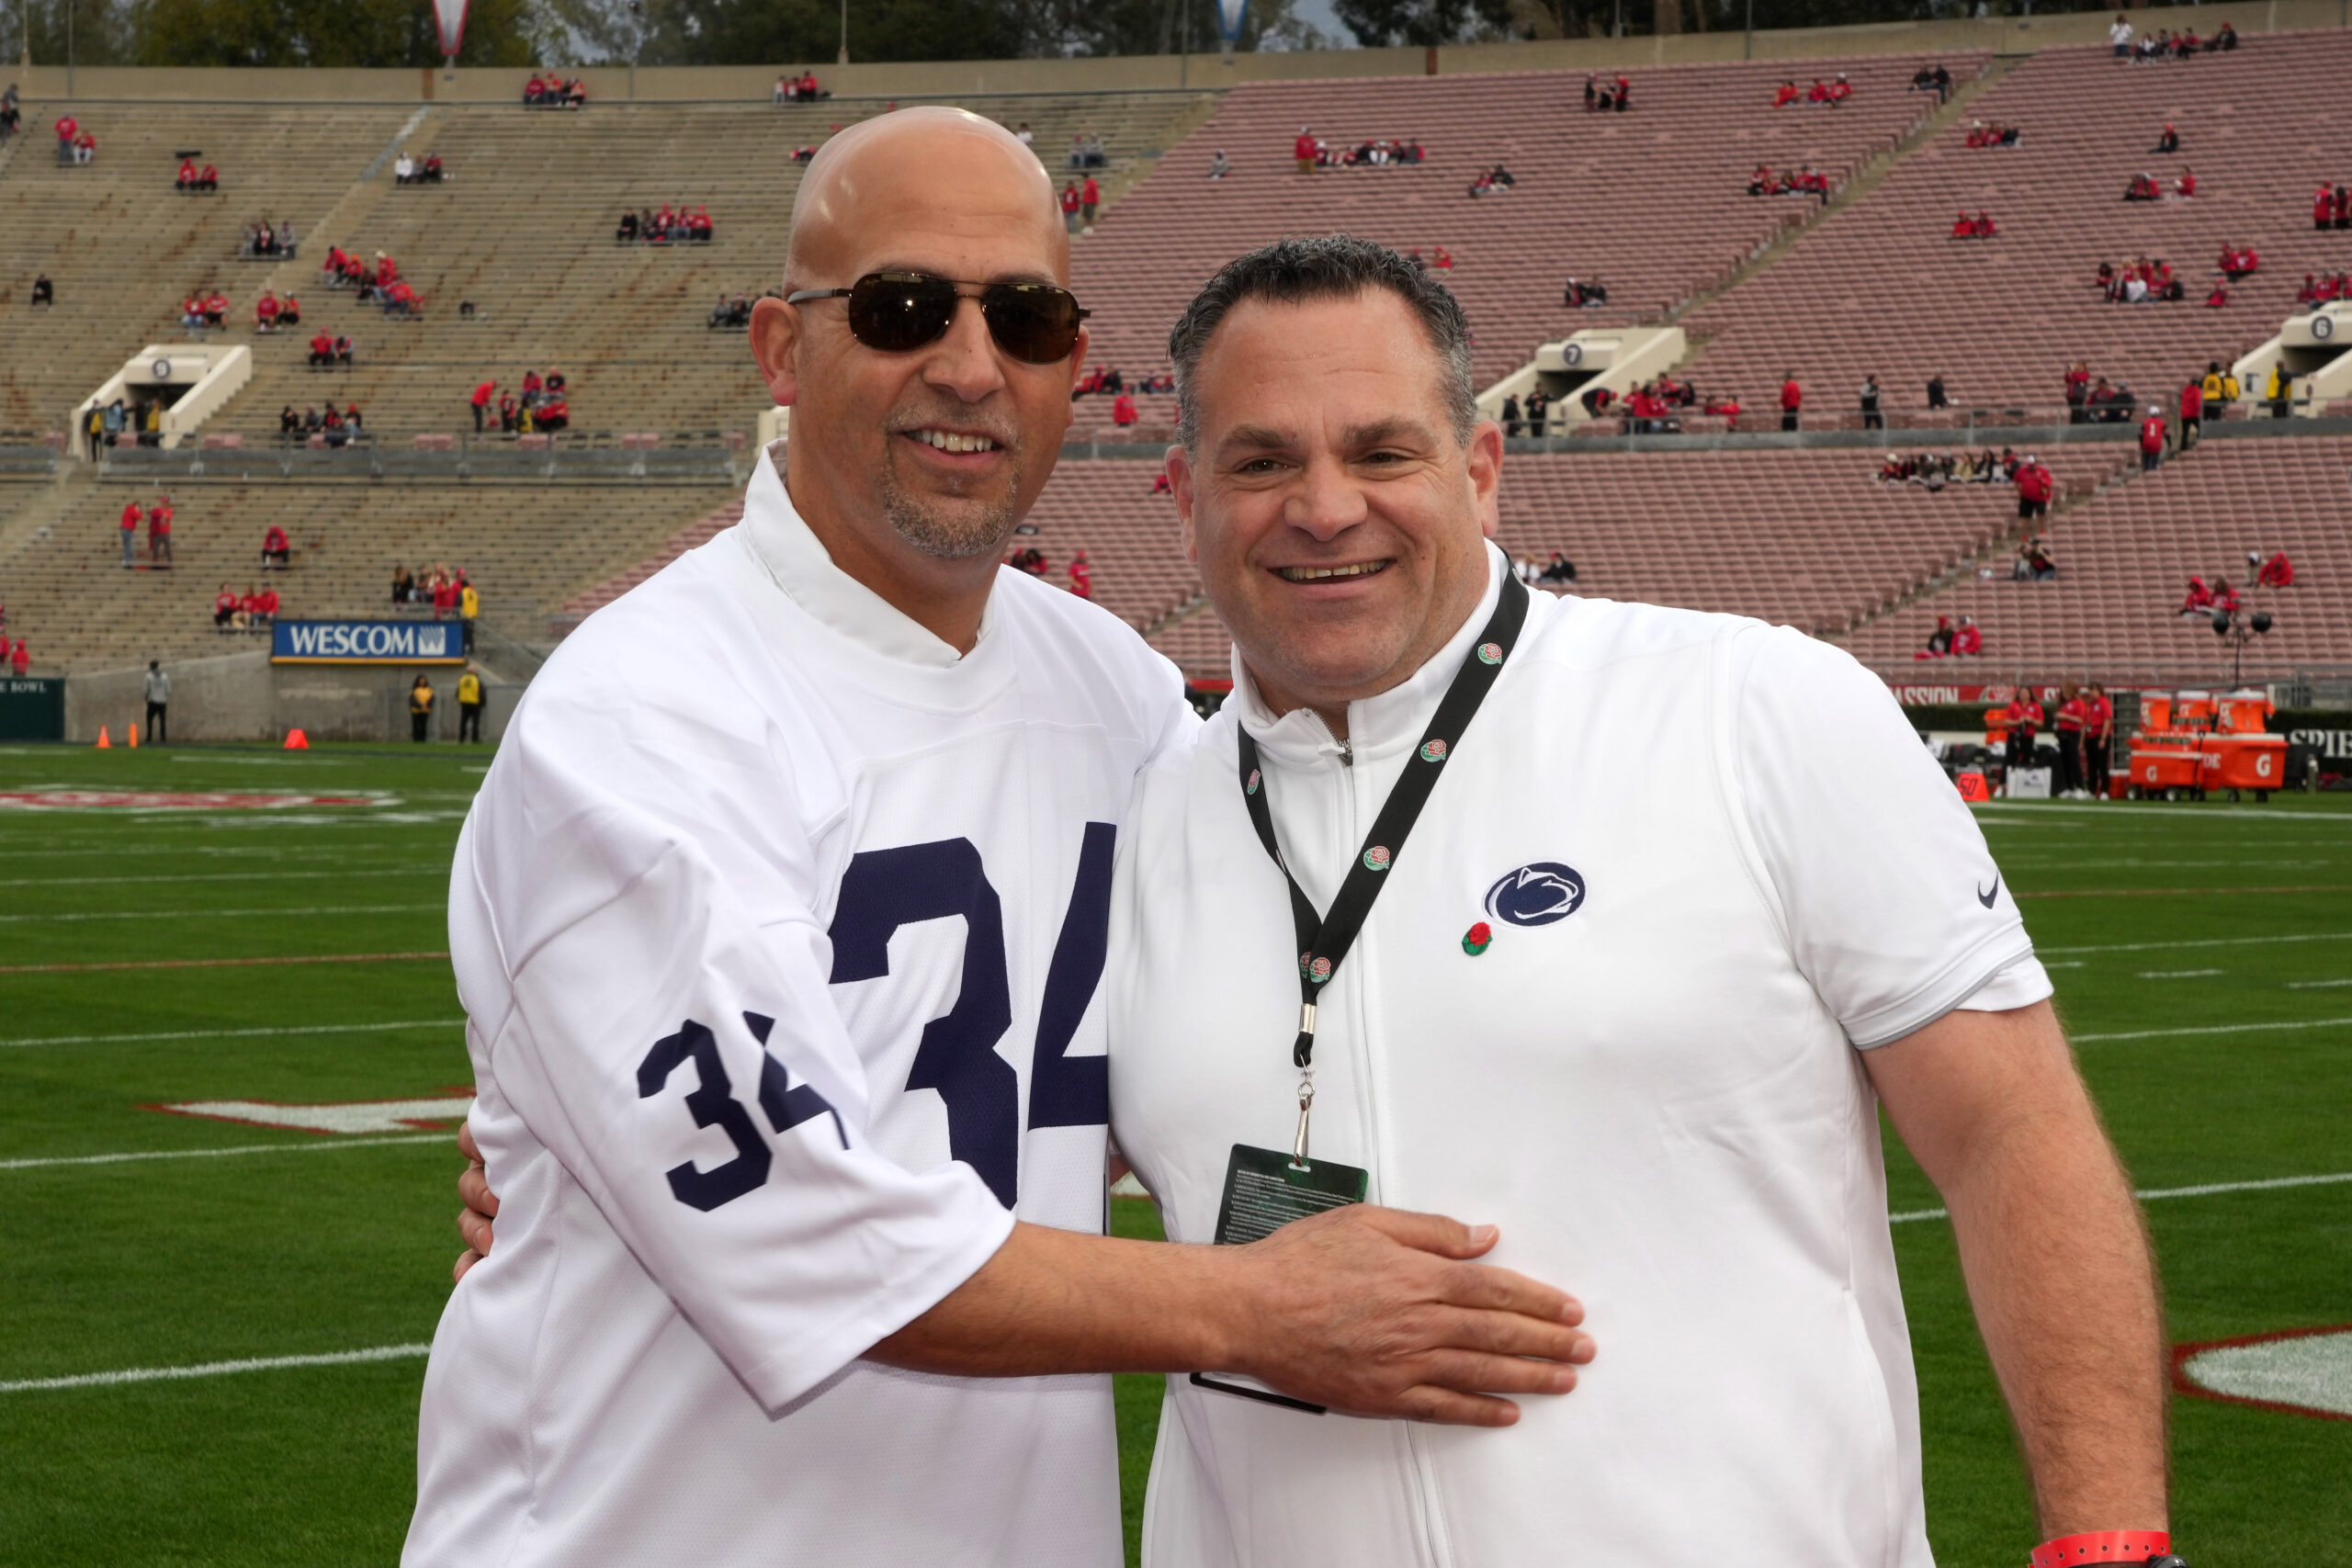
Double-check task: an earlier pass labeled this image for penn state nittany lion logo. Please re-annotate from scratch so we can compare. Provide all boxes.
[1362,845,1393,872]
[1485,863,1586,927]
[1419,739,1448,763]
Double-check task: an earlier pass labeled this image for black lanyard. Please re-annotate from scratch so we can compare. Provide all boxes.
[1236,572,1530,1074]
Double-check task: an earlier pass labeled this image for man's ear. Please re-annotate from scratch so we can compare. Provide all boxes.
[749,297,803,407]
[1466,419,1504,541]
[1167,445,1199,563]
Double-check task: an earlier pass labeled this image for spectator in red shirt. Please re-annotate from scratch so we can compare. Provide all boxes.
[177,157,198,189]
[256,290,280,331]
[253,584,280,622]
[1294,128,1318,175]
[9,640,26,677]
[2205,280,2230,309]
[1079,175,1099,231]
[1918,615,1954,659]
[1951,210,1975,238]
[2253,550,2294,588]
[119,499,141,569]
[214,582,239,628]
[147,497,175,568]
[1773,80,1799,107]
[198,163,218,190]
[2014,454,2053,524]
[1953,615,1982,657]
[2318,185,2337,231]
[262,524,290,570]
[1826,73,1852,105]
[2053,681,2088,795]
[202,290,229,327]
[2176,170,2195,198]
[2178,377,2203,446]
[1059,181,1080,234]
[54,113,76,149]
[2003,691,2041,774]
[2138,404,2168,471]
[2084,684,2112,791]
[1111,391,1137,426]
[1779,373,1802,431]
[470,379,496,433]
[2179,576,2215,616]
[1069,548,1092,600]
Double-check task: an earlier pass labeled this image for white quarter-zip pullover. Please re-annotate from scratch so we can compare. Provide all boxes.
[1110,545,2047,1568]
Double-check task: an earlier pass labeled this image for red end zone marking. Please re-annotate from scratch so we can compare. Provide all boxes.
[2172,1324,2352,1424]
[0,792,380,810]
[0,951,450,975]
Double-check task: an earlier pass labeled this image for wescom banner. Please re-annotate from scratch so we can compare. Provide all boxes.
[272,620,465,664]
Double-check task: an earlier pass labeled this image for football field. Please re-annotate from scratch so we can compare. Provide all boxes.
[1,742,2346,1565]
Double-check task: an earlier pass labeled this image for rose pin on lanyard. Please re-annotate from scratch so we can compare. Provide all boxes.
[1190,572,1529,1412]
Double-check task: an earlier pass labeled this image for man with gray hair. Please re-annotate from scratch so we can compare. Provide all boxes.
[1108,235,2174,1567]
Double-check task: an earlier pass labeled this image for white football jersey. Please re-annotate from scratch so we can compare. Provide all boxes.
[1109,545,2050,1568]
[406,447,1191,1568]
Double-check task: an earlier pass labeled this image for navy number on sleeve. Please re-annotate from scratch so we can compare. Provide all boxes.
[828,827,1116,1210]
[636,1020,773,1212]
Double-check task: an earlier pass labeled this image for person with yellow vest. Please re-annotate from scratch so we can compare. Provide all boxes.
[459,578,480,653]
[457,662,485,743]
[409,672,435,742]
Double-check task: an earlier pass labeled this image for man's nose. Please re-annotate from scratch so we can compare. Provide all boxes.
[1283,456,1370,542]
[921,297,1009,404]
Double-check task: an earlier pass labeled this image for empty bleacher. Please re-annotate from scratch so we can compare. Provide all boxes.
[1066,53,1982,434]
[1845,433,2352,678]
[1686,32,2352,421]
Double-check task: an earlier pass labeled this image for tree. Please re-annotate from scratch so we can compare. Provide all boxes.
[1331,0,1513,47]
[128,0,535,66]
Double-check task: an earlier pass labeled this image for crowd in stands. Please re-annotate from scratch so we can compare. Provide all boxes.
[773,73,827,102]
[1330,137,1428,168]
[1915,614,1984,659]
[524,75,587,108]
[54,113,95,164]
[2177,551,2294,625]
[322,247,420,313]
[2314,183,2352,231]
[1950,210,1999,240]
[1748,164,1830,200]
[2110,14,2234,62]
[1772,74,1854,107]
[212,581,280,631]
[1516,552,1578,586]
[1963,119,2022,150]
[2294,272,2352,304]
[2096,256,2184,304]
[254,288,302,332]
[1072,366,1173,400]
[278,402,365,445]
[616,205,716,244]
[1000,544,1096,601]
[2063,363,2147,423]
[393,152,446,185]
[241,217,299,258]
[2012,535,2059,581]
[1561,276,1608,308]
[2120,170,2193,201]
[1584,74,1633,112]
[709,292,763,330]
[0,84,19,138]
[1409,246,1454,270]
[307,331,356,369]
[1059,176,1101,232]
[1067,132,1109,169]
[469,370,570,434]
[392,564,479,634]
[1467,164,1515,198]
[2216,242,2261,282]
[175,158,220,192]
[117,495,175,567]
[1909,63,1955,101]
[1876,447,2026,489]
[179,288,231,330]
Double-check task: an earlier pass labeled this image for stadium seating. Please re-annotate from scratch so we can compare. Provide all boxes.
[1685,31,2352,422]
[1067,52,1985,425]
[1845,433,2352,678]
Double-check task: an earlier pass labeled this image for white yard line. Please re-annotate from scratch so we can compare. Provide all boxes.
[0,869,433,887]
[0,1343,432,1393]
[0,1134,444,1171]
[1891,1170,2352,1225]
[2284,978,2352,989]
[2072,1016,2352,1043]
[0,903,441,923]
[2040,931,2352,956]
[0,1018,462,1049]
[1974,803,2352,822]
[2135,968,2225,979]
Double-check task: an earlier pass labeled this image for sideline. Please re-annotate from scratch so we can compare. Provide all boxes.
[0,951,451,975]
[2040,931,2352,956]
[0,1134,444,1171]
[0,1343,432,1394]
[0,1018,464,1049]
[0,903,442,924]
[2072,1016,2352,1043]
[0,869,437,887]
[1974,804,2352,823]
[1892,1170,2352,1225]
[2017,886,2352,899]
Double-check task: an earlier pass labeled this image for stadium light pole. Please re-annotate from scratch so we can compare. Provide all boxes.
[838,0,848,64]
[64,0,73,101]
[1743,0,1753,61]
[628,0,640,100]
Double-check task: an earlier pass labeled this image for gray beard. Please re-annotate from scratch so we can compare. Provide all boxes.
[876,445,1023,561]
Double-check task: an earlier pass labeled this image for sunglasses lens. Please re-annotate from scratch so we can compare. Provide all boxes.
[983,285,1085,364]
[846,274,958,353]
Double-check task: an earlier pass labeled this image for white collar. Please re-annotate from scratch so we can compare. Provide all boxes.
[1230,542,1510,767]
[736,440,995,670]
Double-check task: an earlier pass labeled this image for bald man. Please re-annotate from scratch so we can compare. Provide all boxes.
[406,110,1588,1568]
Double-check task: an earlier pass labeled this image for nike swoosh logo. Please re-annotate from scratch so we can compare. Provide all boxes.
[1977,876,2000,908]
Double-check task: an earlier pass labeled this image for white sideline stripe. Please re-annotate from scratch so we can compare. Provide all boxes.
[0,869,433,887]
[2135,968,2225,979]
[0,1342,432,1393]
[0,903,441,924]
[0,1134,444,1171]
[1974,803,2352,821]
[1890,1170,2352,1225]
[2285,977,2352,988]
[2040,931,2352,956]
[0,1019,462,1049]
[2073,1015,2352,1043]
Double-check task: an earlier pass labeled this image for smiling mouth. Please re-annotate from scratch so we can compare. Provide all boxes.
[906,428,1001,455]
[1274,560,1391,583]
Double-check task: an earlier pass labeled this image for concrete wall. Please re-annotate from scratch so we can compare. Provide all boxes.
[17,0,2346,105]
[64,647,523,744]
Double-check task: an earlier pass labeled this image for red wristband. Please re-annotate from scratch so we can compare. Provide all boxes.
[2030,1531,2171,1568]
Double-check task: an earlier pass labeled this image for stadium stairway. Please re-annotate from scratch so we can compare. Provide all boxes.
[1843,431,2352,679]
[1682,30,2352,423]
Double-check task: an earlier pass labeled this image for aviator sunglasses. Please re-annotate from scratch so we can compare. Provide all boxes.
[786,271,1091,365]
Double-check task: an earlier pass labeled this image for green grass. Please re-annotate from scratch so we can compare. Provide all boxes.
[0,745,2346,1563]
